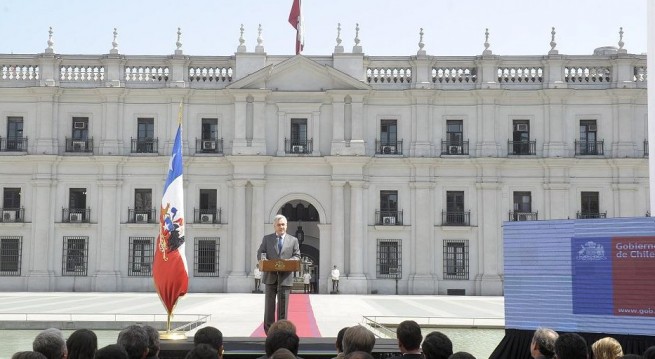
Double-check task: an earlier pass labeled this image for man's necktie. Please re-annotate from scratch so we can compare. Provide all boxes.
[277,236,283,253]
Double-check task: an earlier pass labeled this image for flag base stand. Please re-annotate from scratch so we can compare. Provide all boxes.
[159,331,187,340]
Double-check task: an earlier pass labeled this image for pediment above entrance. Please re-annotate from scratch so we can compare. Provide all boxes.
[227,55,371,92]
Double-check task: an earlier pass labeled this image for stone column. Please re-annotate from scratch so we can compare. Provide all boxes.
[227,180,248,292]
[476,181,503,295]
[28,177,55,290]
[330,96,345,155]
[409,91,432,157]
[250,180,265,270]
[232,95,249,154]
[613,95,636,157]
[477,93,499,156]
[330,181,346,270]
[276,111,286,156]
[409,181,436,294]
[348,180,367,293]
[543,93,567,157]
[349,96,366,154]
[251,94,268,153]
[311,110,320,155]
[94,177,121,291]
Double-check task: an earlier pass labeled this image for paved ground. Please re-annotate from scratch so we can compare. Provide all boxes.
[0,292,504,338]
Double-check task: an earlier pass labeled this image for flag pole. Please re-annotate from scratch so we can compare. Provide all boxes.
[155,100,189,341]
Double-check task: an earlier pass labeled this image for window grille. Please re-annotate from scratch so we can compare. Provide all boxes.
[0,236,21,276]
[62,236,88,276]
[194,237,220,277]
[129,237,154,276]
[376,239,401,279]
[444,240,469,280]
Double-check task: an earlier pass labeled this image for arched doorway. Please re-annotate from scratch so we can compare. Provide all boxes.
[277,200,320,293]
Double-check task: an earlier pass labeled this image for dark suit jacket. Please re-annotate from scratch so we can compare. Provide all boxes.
[256,233,301,286]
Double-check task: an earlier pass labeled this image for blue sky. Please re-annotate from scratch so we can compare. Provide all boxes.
[0,0,647,56]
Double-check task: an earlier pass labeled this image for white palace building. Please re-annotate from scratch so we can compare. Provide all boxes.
[0,27,648,295]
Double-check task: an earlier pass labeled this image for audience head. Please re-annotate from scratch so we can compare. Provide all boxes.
[342,325,376,355]
[336,327,349,353]
[643,346,655,359]
[396,320,422,352]
[32,328,67,359]
[11,352,48,359]
[421,331,453,359]
[591,337,623,359]
[270,348,297,359]
[530,327,559,359]
[194,326,224,356]
[449,352,476,359]
[66,329,98,359]
[344,351,375,359]
[142,325,160,359]
[269,319,297,335]
[184,344,218,359]
[265,330,300,357]
[555,333,588,359]
[117,325,149,359]
[94,344,129,359]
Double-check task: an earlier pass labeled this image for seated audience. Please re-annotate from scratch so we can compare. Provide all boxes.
[265,330,300,358]
[421,331,453,359]
[143,325,160,359]
[95,344,129,359]
[11,352,48,359]
[66,328,98,359]
[33,328,67,359]
[185,344,218,359]
[448,352,476,359]
[642,346,655,359]
[117,325,149,359]
[390,320,422,359]
[555,333,588,359]
[344,351,374,359]
[530,327,559,359]
[332,327,349,359]
[592,337,623,359]
[193,326,224,357]
[269,319,297,335]
[271,348,297,359]
[342,325,376,355]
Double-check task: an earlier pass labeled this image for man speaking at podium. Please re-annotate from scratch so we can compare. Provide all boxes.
[257,214,301,333]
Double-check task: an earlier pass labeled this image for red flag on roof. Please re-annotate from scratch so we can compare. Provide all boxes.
[288,0,304,54]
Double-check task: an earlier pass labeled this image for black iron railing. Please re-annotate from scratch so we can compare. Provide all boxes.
[442,211,471,226]
[576,211,607,219]
[507,140,536,155]
[194,208,222,224]
[575,140,604,155]
[508,211,538,221]
[441,140,469,155]
[62,208,91,223]
[196,138,224,154]
[0,137,28,152]
[0,207,25,223]
[131,138,158,153]
[128,208,157,223]
[375,140,403,155]
[65,137,94,153]
[284,138,313,154]
[375,210,403,225]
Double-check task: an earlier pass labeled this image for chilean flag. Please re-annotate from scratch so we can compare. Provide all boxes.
[153,116,188,315]
[288,0,304,54]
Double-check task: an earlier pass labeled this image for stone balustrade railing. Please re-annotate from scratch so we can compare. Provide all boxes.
[0,53,646,89]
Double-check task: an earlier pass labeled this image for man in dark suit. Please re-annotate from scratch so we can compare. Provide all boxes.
[257,214,301,333]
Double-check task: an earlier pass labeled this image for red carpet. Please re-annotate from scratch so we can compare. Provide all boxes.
[250,294,321,338]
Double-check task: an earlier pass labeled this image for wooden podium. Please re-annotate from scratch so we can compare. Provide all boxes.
[259,259,300,272]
